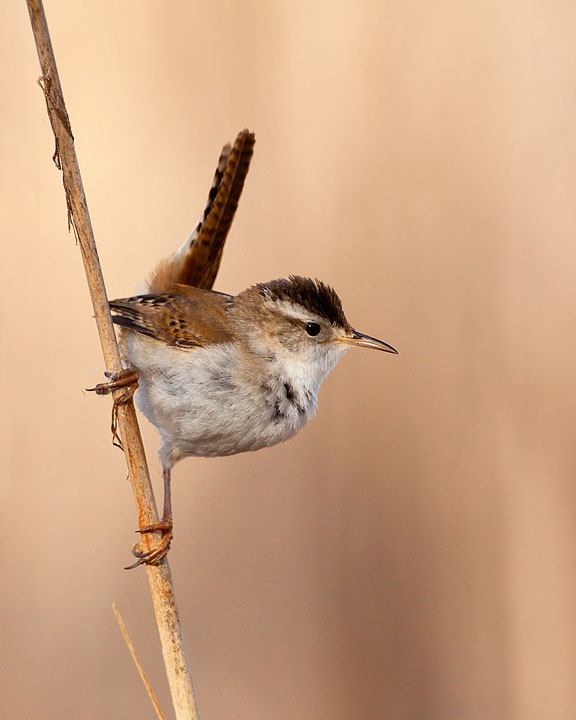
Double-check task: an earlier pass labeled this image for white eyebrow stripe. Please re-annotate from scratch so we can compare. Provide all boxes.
[264,299,322,324]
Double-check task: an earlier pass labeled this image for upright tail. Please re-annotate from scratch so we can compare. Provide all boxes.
[148,129,255,293]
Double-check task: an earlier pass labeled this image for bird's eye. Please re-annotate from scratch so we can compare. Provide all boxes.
[305,322,321,337]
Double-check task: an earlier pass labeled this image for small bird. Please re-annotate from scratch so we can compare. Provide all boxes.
[97,130,397,566]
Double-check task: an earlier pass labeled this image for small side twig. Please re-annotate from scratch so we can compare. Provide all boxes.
[113,603,165,720]
[25,2,199,718]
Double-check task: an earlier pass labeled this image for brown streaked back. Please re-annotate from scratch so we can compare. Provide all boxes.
[110,286,233,348]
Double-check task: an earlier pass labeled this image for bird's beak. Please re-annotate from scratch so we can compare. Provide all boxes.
[335,330,398,354]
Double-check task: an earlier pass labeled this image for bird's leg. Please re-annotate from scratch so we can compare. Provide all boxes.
[126,467,174,569]
[87,368,139,404]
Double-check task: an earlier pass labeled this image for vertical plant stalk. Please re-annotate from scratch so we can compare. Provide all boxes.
[113,604,166,720]
[25,2,199,718]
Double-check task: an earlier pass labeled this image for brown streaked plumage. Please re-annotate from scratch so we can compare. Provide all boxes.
[257,276,351,330]
[110,287,233,348]
[110,276,353,351]
[148,129,255,294]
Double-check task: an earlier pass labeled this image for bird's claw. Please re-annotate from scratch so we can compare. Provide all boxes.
[124,519,173,569]
[87,369,140,449]
[86,369,139,404]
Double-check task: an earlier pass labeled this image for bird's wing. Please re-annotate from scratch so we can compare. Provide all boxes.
[148,129,255,294]
[110,287,233,348]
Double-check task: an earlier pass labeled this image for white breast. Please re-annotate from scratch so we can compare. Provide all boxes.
[122,334,318,467]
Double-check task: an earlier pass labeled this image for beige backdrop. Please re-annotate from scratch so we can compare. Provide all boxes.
[2,2,576,719]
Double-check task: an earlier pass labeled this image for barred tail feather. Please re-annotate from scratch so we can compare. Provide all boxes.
[148,129,255,293]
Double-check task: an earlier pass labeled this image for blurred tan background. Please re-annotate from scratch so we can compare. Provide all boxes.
[2,1,576,718]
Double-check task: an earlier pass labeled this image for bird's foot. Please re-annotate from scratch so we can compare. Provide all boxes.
[86,369,139,404]
[86,369,140,449]
[125,519,174,569]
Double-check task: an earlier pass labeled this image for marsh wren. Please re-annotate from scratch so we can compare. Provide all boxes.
[96,130,397,566]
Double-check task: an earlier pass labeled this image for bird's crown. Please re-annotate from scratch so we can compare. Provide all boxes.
[254,275,351,330]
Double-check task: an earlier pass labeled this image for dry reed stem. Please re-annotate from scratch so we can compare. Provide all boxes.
[25,2,199,717]
[113,603,166,720]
